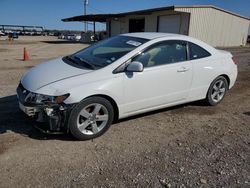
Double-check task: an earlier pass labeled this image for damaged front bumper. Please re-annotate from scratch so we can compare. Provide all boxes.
[17,83,75,133]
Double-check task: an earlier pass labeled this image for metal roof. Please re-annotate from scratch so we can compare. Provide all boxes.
[62,14,116,22]
[62,5,250,22]
[177,5,250,20]
[61,6,175,22]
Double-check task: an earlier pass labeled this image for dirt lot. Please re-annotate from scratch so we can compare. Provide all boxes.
[0,36,249,188]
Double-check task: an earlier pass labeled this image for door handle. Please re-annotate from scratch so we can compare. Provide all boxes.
[177,67,189,72]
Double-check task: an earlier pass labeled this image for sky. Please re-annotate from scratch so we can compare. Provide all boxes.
[0,0,250,32]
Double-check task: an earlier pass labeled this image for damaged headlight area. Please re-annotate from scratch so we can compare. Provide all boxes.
[17,83,74,133]
[25,92,70,105]
[27,93,71,132]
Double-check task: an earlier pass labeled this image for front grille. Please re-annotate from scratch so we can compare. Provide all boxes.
[17,83,30,104]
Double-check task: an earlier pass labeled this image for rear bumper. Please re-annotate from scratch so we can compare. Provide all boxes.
[229,65,238,89]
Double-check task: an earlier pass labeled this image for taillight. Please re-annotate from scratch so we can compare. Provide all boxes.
[232,57,237,65]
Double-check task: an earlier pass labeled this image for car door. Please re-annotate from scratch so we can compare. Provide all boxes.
[187,42,214,100]
[122,40,193,114]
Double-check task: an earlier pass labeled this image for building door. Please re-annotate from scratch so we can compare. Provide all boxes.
[158,15,181,34]
[129,18,145,33]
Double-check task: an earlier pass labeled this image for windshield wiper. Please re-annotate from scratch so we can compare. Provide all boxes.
[65,55,78,64]
[73,56,96,70]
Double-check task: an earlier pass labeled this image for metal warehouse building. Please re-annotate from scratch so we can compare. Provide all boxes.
[62,5,250,47]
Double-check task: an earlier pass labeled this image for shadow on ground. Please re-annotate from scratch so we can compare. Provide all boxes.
[0,95,75,141]
[243,112,250,116]
[0,94,209,140]
[114,100,209,124]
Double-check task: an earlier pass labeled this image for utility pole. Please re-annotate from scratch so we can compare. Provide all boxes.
[84,0,88,32]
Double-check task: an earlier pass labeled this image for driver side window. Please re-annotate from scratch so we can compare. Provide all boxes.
[133,40,187,68]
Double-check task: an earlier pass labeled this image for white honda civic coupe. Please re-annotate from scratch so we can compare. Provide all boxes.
[17,32,237,140]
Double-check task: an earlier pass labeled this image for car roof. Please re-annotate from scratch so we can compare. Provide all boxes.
[121,32,185,40]
[121,32,218,55]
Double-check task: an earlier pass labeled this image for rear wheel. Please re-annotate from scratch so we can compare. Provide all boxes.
[206,76,228,106]
[69,97,114,140]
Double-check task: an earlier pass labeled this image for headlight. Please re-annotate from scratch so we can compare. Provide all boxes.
[35,94,55,104]
[26,92,70,104]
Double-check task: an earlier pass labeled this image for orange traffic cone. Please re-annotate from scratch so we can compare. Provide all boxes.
[23,47,29,61]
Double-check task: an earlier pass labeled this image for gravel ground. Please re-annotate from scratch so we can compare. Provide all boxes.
[0,36,249,188]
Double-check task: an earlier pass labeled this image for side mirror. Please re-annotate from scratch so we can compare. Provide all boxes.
[126,61,144,72]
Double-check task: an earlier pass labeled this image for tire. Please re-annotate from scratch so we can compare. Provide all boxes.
[206,76,228,106]
[68,97,114,140]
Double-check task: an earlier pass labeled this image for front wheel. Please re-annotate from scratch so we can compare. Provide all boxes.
[206,76,228,106]
[68,97,114,140]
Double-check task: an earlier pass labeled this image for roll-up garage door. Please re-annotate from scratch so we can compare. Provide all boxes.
[158,15,181,34]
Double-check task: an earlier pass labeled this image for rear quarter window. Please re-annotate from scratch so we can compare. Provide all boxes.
[189,42,211,60]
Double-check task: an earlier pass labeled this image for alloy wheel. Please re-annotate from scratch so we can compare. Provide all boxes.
[77,103,109,135]
[211,80,226,103]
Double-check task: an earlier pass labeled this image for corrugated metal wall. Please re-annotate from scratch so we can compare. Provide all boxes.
[108,10,189,37]
[175,7,250,47]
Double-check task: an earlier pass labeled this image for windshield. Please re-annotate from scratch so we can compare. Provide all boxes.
[67,36,148,69]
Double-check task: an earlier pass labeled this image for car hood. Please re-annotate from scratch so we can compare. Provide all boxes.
[21,58,93,92]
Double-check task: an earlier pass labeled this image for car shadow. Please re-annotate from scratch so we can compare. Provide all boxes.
[0,95,75,141]
[0,94,206,141]
[114,100,207,124]
[243,112,250,116]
